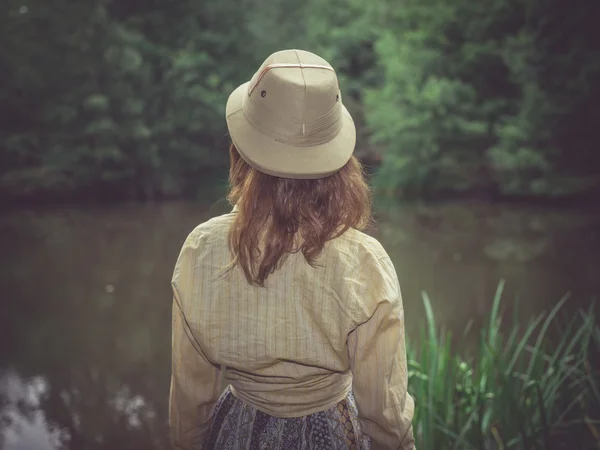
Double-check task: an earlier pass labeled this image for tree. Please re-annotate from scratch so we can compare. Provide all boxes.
[366,0,600,198]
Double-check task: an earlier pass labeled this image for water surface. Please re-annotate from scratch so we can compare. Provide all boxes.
[1,199,598,449]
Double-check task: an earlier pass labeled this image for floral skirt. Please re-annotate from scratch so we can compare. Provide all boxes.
[202,386,370,450]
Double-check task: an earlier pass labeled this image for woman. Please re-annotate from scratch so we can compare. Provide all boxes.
[169,49,415,450]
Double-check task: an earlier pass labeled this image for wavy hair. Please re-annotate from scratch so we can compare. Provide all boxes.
[226,143,373,287]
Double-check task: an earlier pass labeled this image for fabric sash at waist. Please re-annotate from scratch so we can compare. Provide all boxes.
[225,369,353,418]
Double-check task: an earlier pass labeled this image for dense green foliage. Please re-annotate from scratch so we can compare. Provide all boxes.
[366,0,600,198]
[409,281,600,449]
[2,0,599,201]
[1,0,256,201]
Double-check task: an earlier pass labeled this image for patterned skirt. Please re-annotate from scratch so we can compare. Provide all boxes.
[202,386,371,450]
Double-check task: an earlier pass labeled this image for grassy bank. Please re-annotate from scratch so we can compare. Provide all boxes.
[408,281,600,450]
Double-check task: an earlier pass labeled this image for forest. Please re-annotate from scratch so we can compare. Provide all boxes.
[2,0,599,202]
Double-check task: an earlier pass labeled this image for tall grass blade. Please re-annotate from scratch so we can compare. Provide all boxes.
[526,294,570,377]
[535,383,551,449]
[506,313,544,374]
[488,279,505,346]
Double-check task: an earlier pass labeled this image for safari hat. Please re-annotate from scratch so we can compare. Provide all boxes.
[225,49,356,179]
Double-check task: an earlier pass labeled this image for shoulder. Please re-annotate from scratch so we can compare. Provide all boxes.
[330,228,401,323]
[172,211,235,285]
[332,227,392,265]
[180,211,235,251]
[328,227,398,288]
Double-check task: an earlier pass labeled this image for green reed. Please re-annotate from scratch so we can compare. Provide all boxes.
[407,280,600,450]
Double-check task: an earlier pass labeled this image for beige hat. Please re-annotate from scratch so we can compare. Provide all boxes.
[225,49,356,179]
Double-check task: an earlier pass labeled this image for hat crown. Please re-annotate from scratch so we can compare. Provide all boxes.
[242,50,343,146]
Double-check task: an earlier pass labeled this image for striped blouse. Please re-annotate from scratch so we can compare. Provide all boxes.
[169,206,415,449]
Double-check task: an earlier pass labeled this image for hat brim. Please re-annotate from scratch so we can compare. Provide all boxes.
[226,81,356,179]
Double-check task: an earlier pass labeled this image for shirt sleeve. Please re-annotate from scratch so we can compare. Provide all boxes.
[169,232,222,449]
[347,256,416,450]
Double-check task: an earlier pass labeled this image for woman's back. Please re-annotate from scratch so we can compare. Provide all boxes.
[173,207,399,416]
[169,48,415,450]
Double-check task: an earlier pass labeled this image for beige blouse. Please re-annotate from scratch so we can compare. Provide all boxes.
[169,207,415,449]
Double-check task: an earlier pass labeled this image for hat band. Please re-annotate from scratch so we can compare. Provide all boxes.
[243,92,343,147]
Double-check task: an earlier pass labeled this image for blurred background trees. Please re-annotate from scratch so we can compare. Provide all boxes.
[2,0,599,202]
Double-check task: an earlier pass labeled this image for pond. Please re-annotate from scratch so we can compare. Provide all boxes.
[1,199,599,449]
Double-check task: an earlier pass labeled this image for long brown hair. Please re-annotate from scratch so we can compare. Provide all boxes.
[226,143,373,287]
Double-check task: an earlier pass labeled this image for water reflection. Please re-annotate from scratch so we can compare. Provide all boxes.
[0,367,166,450]
[375,201,600,332]
[0,199,598,449]
[0,371,66,450]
